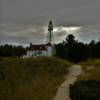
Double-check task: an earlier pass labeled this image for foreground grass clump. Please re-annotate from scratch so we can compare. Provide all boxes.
[70,80,100,100]
[0,57,70,100]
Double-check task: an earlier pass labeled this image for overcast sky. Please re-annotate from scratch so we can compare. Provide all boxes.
[0,0,100,46]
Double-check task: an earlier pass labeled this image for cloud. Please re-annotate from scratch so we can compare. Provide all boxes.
[0,0,100,45]
[1,0,100,25]
[73,25,100,43]
[0,22,49,45]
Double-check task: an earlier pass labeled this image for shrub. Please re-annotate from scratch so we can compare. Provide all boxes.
[70,80,100,100]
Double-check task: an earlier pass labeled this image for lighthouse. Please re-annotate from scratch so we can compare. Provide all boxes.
[48,20,53,45]
[24,20,55,57]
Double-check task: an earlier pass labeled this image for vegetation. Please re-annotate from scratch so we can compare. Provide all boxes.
[0,57,70,100]
[0,44,26,57]
[70,59,100,100]
[55,34,100,62]
[70,80,100,100]
[0,34,100,99]
[79,59,100,80]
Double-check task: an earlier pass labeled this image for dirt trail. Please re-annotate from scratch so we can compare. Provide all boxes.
[54,65,82,100]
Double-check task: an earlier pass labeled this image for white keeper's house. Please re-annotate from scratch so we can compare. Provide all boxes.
[23,21,55,57]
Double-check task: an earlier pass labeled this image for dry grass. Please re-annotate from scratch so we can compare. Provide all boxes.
[0,57,70,100]
[78,59,100,81]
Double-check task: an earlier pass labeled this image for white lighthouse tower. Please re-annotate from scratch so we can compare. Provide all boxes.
[47,20,53,45]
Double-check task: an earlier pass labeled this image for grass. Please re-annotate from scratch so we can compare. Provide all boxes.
[0,57,70,100]
[78,59,100,80]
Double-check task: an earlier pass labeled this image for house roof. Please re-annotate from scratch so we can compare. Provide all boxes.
[31,45,47,51]
[27,43,52,51]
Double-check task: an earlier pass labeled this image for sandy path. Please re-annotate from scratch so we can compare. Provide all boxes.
[54,65,82,100]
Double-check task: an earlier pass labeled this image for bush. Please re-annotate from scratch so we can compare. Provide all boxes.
[70,80,100,100]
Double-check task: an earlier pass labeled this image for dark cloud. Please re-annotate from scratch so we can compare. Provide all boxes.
[0,0,100,45]
[1,0,100,25]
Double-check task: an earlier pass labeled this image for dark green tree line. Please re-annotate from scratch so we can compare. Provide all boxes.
[0,44,26,57]
[55,34,100,62]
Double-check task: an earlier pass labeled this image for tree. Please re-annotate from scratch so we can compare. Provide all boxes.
[0,44,26,57]
[66,34,76,45]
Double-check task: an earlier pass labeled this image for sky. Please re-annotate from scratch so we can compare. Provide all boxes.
[0,0,100,46]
